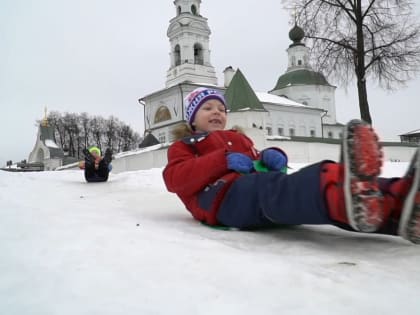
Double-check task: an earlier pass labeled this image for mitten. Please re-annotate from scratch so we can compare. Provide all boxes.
[78,161,85,169]
[226,153,254,174]
[260,149,287,171]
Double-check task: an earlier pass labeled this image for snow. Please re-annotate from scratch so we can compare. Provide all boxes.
[45,139,59,148]
[1,162,420,315]
[256,92,307,107]
[400,129,420,136]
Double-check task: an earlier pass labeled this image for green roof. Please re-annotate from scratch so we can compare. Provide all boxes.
[225,69,265,112]
[272,69,332,91]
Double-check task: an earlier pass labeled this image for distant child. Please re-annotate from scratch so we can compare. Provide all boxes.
[163,87,420,244]
[79,146,113,182]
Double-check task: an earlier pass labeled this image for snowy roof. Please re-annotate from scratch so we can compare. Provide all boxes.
[256,92,307,107]
[400,129,420,136]
[45,139,59,149]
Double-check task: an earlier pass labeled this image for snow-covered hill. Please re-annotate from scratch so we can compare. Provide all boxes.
[1,163,419,315]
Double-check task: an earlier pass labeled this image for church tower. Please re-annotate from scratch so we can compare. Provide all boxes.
[270,24,337,125]
[28,108,65,171]
[166,0,218,87]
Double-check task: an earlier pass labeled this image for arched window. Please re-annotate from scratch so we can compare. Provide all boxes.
[177,6,181,15]
[289,128,295,136]
[191,5,197,15]
[194,43,203,65]
[328,131,333,139]
[174,45,181,66]
[154,106,172,123]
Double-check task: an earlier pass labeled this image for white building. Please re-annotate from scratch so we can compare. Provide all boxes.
[139,0,343,144]
[28,115,65,171]
[269,24,343,138]
[165,0,218,87]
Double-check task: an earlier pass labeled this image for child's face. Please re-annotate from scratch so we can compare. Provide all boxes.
[193,99,227,132]
[91,151,100,159]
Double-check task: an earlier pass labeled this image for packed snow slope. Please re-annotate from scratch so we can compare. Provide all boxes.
[1,162,419,315]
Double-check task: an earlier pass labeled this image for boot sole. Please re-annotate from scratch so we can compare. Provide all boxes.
[343,120,384,232]
[399,148,420,244]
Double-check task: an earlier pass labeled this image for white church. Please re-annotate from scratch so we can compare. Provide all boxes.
[139,0,344,144]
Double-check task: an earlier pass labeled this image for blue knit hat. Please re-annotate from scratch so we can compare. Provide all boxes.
[184,87,226,126]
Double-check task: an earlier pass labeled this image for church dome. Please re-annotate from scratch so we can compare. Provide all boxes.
[289,24,305,46]
[289,24,304,42]
[272,69,332,91]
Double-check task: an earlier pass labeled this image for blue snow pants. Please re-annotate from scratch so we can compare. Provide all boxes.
[217,162,333,229]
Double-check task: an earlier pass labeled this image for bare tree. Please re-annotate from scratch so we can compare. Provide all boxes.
[47,111,66,148]
[105,116,118,152]
[284,0,420,123]
[79,112,91,150]
[44,112,140,157]
[62,113,80,157]
[91,116,105,151]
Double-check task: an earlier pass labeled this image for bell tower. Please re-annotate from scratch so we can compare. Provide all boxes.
[166,0,218,87]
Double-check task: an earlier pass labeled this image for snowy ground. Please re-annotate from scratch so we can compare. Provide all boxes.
[1,162,419,315]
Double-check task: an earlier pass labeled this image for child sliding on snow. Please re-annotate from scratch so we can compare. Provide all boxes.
[163,87,420,244]
[79,146,113,183]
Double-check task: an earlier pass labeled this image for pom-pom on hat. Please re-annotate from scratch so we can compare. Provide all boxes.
[88,146,101,156]
[184,87,226,127]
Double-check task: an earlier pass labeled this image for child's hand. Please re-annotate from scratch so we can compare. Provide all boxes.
[260,149,287,171]
[226,153,254,173]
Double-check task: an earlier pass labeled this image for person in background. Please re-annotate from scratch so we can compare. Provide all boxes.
[79,146,113,183]
[162,87,420,244]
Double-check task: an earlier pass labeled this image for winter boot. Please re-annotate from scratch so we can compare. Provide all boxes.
[103,148,113,164]
[82,148,95,166]
[397,147,420,244]
[322,120,384,232]
[342,119,384,232]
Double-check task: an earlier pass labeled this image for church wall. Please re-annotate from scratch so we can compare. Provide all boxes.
[104,140,417,174]
[226,111,266,132]
[263,104,323,138]
[144,86,182,133]
[44,158,62,171]
[279,85,337,124]
[322,124,344,139]
[28,142,49,163]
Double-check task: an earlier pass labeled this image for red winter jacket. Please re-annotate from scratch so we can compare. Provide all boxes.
[163,129,260,225]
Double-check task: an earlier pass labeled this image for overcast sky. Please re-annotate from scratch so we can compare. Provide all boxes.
[1,0,420,166]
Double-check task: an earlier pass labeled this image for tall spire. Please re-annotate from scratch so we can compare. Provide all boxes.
[166,0,217,87]
[41,106,49,127]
